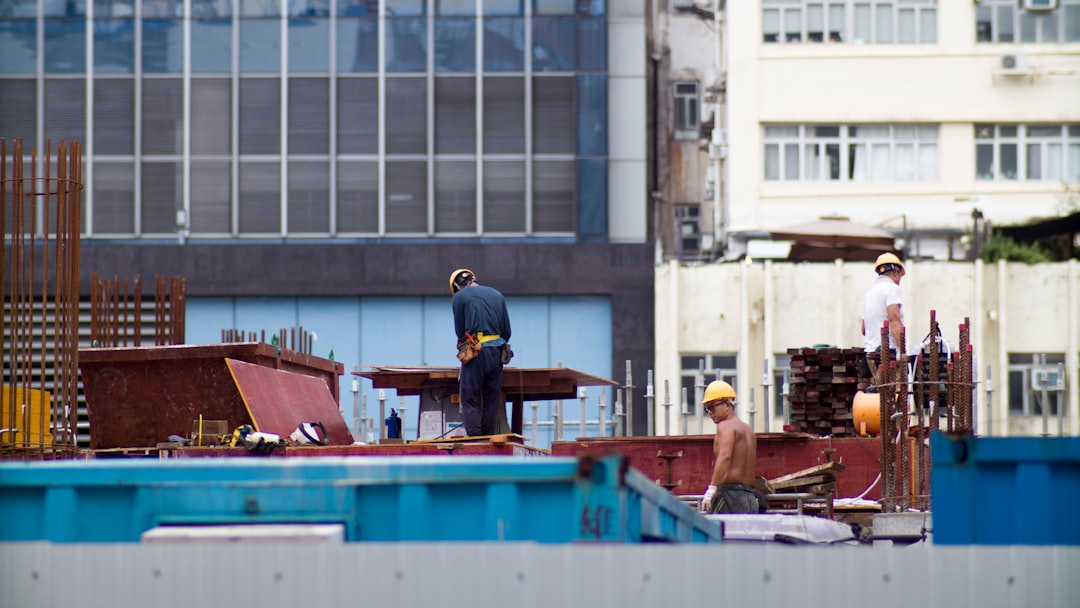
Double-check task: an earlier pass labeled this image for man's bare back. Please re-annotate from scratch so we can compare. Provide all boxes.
[711,415,757,486]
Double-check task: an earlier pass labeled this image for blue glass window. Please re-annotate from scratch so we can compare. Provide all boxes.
[337,0,376,17]
[142,0,183,18]
[0,20,37,73]
[94,19,135,73]
[535,0,603,16]
[387,17,426,72]
[577,158,606,241]
[387,0,424,16]
[192,0,231,17]
[44,0,86,17]
[534,0,572,14]
[288,0,329,17]
[3,0,38,17]
[240,0,279,17]
[483,17,523,71]
[533,16,574,71]
[577,74,606,155]
[93,0,132,16]
[191,19,231,73]
[437,0,474,15]
[436,17,475,72]
[143,19,183,73]
[45,18,87,73]
[484,0,522,16]
[240,18,281,72]
[289,18,330,73]
[577,16,604,71]
[337,17,378,73]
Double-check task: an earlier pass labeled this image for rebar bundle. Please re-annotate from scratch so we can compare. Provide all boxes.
[877,310,975,512]
[89,273,186,347]
[1,138,83,458]
[221,326,317,356]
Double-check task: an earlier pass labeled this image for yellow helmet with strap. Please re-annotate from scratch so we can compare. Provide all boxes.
[449,268,476,294]
[874,252,905,276]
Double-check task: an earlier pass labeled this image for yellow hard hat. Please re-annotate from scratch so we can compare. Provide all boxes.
[702,380,737,405]
[449,268,476,294]
[874,252,905,276]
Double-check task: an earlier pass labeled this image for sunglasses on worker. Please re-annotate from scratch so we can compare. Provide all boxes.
[704,399,734,414]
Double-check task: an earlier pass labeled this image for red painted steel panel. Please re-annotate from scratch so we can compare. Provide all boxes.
[225,359,353,445]
[79,343,343,449]
[551,434,883,500]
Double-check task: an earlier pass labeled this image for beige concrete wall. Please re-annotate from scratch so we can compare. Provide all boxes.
[655,260,1080,438]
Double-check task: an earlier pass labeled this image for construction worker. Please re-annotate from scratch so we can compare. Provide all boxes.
[701,380,765,514]
[861,252,906,385]
[450,269,512,436]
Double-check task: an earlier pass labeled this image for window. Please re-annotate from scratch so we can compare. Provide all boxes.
[673,81,699,137]
[1008,354,1065,417]
[674,203,700,259]
[764,124,938,182]
[763,1,937,44]
[680,354,738,415]
[977,0,1080,43]
[975,124,1080,181]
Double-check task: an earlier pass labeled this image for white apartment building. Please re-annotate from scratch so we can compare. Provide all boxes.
[648,2,1080,437]
[656,0,1080,260]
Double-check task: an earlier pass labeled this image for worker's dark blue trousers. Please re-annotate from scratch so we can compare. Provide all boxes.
[460,345,504,436]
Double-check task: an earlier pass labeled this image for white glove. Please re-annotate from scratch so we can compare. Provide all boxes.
[701,485,717,513]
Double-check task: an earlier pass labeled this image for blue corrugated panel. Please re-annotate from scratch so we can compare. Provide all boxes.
[931,432,1080,545]
[0,455,720,544]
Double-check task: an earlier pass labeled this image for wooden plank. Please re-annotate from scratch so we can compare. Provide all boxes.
[767,461,847,485]
[770,474,832,491]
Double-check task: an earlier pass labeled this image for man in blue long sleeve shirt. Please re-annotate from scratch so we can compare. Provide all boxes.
[450,269,512,436]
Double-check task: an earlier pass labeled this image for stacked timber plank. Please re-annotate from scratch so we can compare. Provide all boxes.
[787,346,861,437]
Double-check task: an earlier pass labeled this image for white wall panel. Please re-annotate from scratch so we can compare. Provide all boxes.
[2,543,1077,608]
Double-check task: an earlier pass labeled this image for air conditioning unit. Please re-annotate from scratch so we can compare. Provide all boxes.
[1023,0,1058,12]
[998,52,1031,76]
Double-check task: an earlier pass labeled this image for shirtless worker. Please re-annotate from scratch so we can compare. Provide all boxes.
[700,380,766,514]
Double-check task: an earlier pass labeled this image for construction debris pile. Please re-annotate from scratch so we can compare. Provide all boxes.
[786,346,862,437]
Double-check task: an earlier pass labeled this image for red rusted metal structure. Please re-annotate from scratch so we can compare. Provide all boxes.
[1,138,83,458]
[79,342,344,450]
[552,434,883,501]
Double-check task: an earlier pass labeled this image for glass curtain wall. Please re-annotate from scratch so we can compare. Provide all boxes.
[0,0,608,240]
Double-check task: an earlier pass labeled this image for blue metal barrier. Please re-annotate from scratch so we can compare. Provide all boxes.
[931,432,1080,545]
[0,454,720,544]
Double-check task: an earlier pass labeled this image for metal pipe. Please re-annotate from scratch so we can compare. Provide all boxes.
[597,392,606,438]
[781,369,791,427]
[762,357,771,433]
[351,373,360,441]
[985,364,993,438]
[378,389,386,441]
[646,370,656,436]
[531,401,539,445]
[660,377,669,436]
[681,386,689,436]
[578,387,587,438]
[1039,354,1049,437]
[695,361,705,434]
[626,360,637,436]
[747,387,755,433]
[1057,362,1065,437]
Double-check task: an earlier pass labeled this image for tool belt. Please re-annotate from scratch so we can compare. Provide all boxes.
[476,332,500,343]
[456,333,483,363]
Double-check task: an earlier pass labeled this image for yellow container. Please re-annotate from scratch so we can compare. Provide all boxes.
[1,385,53,446]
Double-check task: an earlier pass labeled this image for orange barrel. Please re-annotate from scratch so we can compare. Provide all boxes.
[852,390,881,436]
